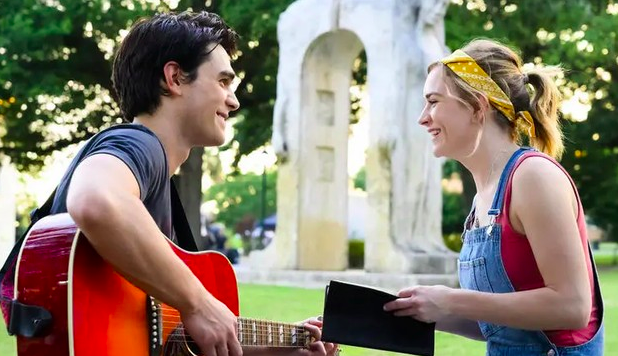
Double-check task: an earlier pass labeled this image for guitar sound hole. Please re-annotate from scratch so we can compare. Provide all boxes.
[163,326,196,356]
[185,335,201,355]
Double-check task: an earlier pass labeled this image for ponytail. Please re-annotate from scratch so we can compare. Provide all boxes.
[526,66,564,159]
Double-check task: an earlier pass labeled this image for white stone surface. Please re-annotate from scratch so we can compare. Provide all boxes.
[347,190,367,240]
[250,0,455,273]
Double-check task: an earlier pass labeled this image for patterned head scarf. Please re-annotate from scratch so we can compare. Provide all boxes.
[439,50,536,138]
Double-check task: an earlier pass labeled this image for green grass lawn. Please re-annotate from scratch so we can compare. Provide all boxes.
[1,268,616,355]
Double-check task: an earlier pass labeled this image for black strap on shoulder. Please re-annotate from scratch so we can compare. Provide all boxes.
[1,182,202,337]
[0,188,56,286]
[0,188,57,337]
[2,181,202,280]
[1,175,202,339]
[170,181,200,252]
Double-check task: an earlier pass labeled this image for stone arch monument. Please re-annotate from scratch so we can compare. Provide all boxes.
[247,0,456,276]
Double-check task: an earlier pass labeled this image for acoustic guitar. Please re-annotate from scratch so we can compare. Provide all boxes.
[13,213,316,355]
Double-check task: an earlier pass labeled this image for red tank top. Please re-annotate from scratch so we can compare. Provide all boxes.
[498,152,600,346]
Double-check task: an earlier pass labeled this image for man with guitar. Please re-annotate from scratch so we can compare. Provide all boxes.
[3,10,336,356]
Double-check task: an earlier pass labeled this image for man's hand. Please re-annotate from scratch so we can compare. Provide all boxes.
[181,295,242,356]
[291,317,339,356]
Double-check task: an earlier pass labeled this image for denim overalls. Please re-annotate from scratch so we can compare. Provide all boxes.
[458,148,604,355]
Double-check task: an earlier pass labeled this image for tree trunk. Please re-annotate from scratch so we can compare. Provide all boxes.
[172,148,203,247]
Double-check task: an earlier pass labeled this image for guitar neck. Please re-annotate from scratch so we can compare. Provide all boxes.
[238,317,311,348]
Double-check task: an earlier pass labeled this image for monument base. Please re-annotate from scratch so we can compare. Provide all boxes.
[233,264,459,293]
[401,252,458,275]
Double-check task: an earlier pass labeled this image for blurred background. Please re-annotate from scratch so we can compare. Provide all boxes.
[1,1,617,355]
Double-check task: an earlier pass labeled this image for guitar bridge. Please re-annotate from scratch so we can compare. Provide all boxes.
[147,295,162,356]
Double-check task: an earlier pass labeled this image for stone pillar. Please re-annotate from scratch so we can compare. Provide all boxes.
[248,0,456,274]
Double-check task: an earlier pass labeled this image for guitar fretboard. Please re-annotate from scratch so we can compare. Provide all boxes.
[237,317,311,347]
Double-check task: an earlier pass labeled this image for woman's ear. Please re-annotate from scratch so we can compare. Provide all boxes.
[473,93,491,124]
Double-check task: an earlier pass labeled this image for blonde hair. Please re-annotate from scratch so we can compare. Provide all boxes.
[430,39,564,159]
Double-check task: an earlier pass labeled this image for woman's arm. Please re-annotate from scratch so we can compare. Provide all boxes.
[385,157,591,331]
[449,157,591,330]
[436,316,484,341]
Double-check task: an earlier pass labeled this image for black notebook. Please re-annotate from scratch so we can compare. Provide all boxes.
[321,280,435,356]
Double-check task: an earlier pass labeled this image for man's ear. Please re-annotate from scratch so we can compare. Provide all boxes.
[162,61,183,96]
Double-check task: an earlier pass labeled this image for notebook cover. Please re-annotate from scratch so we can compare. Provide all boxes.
[321,280,435,356]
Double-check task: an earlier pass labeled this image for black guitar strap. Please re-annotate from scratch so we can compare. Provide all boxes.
[170,181,199,252]
[0,187,57,337]
[0,126,201,337]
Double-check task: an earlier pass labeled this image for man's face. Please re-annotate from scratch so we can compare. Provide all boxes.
[181,45,240,147]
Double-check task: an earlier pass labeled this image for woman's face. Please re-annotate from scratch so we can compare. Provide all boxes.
[418,67,483,159]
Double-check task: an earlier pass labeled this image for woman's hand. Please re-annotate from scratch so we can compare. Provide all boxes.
[383,285,454,323]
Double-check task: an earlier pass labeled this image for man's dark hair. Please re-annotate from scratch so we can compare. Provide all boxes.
[112,11,238,121]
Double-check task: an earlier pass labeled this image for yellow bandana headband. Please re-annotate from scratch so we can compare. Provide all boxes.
[439,50,536,138]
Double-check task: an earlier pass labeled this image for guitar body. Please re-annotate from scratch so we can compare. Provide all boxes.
[15,213,239,356]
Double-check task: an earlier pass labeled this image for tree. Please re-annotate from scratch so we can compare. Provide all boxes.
[0,0,277,236]
[204,170,277,231]
[216,0,295,167]
[445,0,618,240]
[2,0,618,240]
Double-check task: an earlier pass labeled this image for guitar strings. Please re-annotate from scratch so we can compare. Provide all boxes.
[159,327,311,343]
[159,324,311,345]
[154,305,312,347]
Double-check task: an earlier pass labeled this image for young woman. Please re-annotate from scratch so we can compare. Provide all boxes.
[384,39,603,355]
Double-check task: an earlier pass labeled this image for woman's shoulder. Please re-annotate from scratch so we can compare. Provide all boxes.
[510,152,576,206]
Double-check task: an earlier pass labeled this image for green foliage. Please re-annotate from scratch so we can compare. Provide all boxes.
[0,0,167,171]
[217,0,296,165]
[0,0,294,170]
[445,1,618,242]
[352,166,366,191]
[442,158,469,239]
[2,0,618,241]
[443,191,468,236]
[205,170,277,231]
[443,233,464,253]
[348,239,364,269]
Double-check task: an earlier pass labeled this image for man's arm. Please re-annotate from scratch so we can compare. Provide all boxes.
[66,154,242,356]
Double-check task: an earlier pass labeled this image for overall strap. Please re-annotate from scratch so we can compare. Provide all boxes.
[488,147,533,218]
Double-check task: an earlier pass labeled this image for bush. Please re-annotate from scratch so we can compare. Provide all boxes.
[204,171,277,231]
[348,239,364,269]
[443,233,463,253]
[443,190,468,236]
[353,167,366,191]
